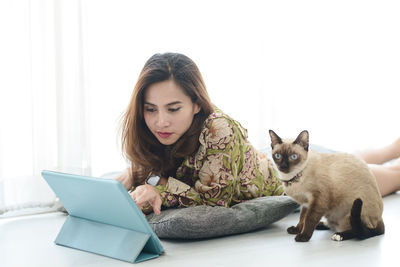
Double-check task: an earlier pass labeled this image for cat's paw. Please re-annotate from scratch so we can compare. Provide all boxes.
[295,233,311,242]
[331,233,344,242]
[287,226,299,235]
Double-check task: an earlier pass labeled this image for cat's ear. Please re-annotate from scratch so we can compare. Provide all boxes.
[269,130,283,148]
[293,130,309,151]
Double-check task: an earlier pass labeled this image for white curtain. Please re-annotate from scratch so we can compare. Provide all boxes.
[0,0,90,216]
[1,0,399,216]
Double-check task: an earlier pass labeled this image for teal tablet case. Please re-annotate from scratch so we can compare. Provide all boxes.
[41,170,164,263]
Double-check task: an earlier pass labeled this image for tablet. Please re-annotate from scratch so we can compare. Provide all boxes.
[42,170,164,263]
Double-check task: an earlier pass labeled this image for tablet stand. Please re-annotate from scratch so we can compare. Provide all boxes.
[55,215,160,263]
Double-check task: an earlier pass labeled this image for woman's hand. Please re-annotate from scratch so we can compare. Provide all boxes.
[130,184,162,215]
[115,168,133,190]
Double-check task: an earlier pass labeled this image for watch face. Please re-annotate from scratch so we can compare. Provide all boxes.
[147,175,160,186]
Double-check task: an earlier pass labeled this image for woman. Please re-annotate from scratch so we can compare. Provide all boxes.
[116,52,283,214]
[117,52,400,215]
[356,138,400,197]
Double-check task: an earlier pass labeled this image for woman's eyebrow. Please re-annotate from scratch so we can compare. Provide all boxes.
[144,101,182,106]
[167,101,182,106]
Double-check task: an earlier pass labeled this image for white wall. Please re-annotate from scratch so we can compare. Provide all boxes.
[1,0,399,180]
[81,0,400,176]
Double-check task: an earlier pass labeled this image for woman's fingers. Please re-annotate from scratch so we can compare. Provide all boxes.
[136,193,161,214]
[133,193,149,207]
[130,185,162,215]
[150,196,162,215]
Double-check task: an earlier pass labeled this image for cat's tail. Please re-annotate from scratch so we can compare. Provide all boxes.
[350,198,385,240]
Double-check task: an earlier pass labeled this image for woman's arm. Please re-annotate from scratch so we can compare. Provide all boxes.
[115,168,133,190]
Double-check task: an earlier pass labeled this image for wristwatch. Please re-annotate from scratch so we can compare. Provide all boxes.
[146,175,161,186]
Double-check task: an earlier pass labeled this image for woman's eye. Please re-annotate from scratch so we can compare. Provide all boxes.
[168,107,181,112]
[274,153,281,160]
[145,108,156,112]
[290,154,298,160]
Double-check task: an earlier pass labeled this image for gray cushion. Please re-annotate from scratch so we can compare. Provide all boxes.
[146,196,298,239]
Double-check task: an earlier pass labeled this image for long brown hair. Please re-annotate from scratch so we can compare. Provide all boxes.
[121,53,214,186]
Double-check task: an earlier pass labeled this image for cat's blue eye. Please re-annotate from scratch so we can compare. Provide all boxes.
[290,154,298,160]
[274,153,281,160]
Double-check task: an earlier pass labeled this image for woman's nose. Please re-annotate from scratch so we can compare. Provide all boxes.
[156,112,170,128]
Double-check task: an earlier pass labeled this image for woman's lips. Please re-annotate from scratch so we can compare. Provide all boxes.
[157,132,172,139]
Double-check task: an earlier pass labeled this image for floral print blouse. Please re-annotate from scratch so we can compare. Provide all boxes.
[155,108,284,208]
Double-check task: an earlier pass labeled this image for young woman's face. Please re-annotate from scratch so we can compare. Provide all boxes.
[143,79,200,145]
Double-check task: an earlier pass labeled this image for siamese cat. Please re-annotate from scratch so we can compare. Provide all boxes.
[269,130,384,242]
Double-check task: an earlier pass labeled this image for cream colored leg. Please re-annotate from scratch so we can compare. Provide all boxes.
[355,137,400,165]
[369,163,400,197]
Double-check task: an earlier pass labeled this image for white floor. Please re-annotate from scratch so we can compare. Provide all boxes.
[1,193,399,267]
